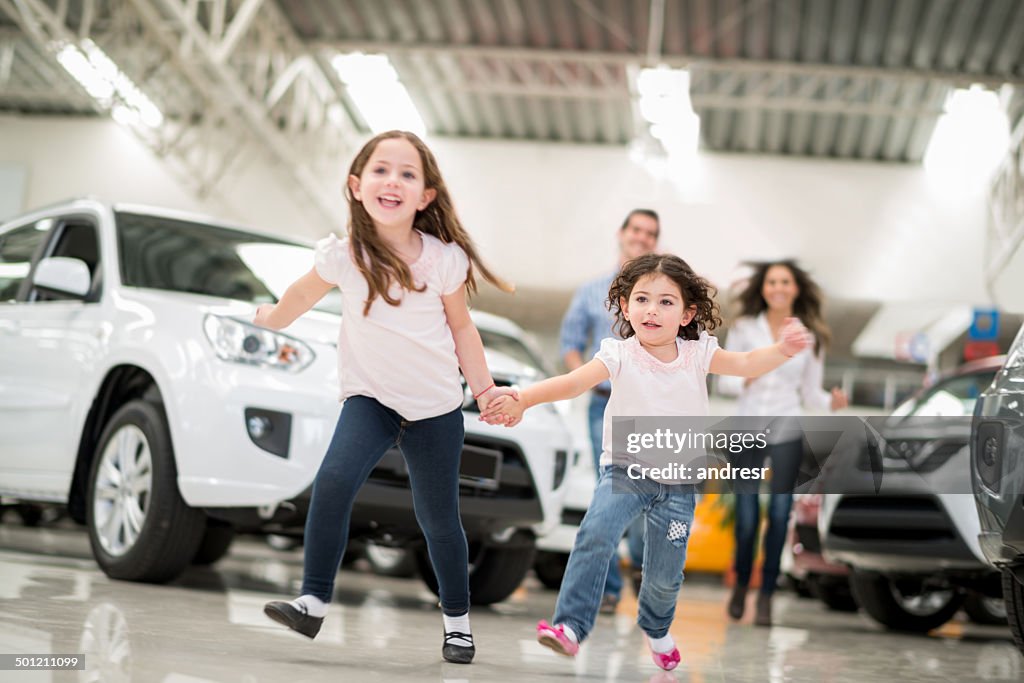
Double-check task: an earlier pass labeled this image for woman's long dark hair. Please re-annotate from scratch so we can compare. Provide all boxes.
[346,130,513,315]
[734,260,830,355]
[608,254,722,341]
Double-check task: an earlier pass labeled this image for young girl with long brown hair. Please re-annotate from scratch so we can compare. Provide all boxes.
[256,130,514,664]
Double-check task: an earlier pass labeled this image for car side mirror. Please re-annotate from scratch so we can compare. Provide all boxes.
[32,256,91,299]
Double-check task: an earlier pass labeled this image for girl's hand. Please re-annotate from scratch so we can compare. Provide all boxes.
[476,385,519,425]
[481,395,525,427]
[830,387,849,411]
[778,317,812,358]
[254,303,276,327]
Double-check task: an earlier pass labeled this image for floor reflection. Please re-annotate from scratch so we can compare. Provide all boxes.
[0,524,1019,682]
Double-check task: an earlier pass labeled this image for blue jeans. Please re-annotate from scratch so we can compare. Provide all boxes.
[300,396,469,615]
[588,394,645,599]
[732,439,802,596]
[553,466,697,642]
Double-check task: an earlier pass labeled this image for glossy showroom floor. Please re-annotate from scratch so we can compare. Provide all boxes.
[0,520,1019,683]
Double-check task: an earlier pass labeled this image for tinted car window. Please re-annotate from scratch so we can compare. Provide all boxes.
[116,212,341,314]
[0,221,50,302]
[478,329,546,377]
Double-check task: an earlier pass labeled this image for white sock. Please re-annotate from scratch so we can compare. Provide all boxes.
[560,624,578,644]
[647,633,675,654]
[443,613,472,647]
[292,594,327,618]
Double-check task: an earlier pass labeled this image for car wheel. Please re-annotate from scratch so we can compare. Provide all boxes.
[416,535,537,606]
[191,520,236,566]
[963,592,1007,625]
[787,573,815,599]
[533,551,569,590]
[1004,569,1024,656]
[364,542,417,578]
[86,400,205,582]
[16,504,43,527]
[850,572,964,632]
[811,576,859,612]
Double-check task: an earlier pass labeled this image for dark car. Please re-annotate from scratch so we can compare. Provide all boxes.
[972,323,1024,654]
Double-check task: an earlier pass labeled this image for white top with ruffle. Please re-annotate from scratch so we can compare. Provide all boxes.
[314,230,469,421]
[594,332,720,469]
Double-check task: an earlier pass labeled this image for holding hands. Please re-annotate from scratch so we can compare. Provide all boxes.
[480,393,524,427]
[476,385,520,426]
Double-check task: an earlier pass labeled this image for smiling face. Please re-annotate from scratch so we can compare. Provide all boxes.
[621,273,696,345]
[618,212,659,263]
[347,137,437,228]
[761,264,800,314]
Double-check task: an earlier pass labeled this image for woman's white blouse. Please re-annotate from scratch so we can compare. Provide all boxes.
[716,313,832,417]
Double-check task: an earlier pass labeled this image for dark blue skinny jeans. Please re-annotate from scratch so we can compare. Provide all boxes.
[300,395,469,615]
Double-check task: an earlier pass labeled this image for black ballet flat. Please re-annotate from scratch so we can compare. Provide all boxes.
[263,600,323,639]
[442,631,475,664]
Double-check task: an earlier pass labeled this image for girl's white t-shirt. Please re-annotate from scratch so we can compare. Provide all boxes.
[314,230,469,421]
[594,332,720,469]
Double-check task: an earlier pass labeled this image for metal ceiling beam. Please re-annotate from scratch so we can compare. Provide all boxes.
[0,2,359,226]
[314,40,1024,88]
[128,0,357,225]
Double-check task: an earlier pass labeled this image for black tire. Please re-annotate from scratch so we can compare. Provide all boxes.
[191,520,236,566]
[787,573,815,599]
[850,572,963,633]
[1003,569,1024,656]
[812,576,859,612]
[533,551,569,590]
[964,592,1007,625]
[16,504,43,527]
[364,542,417,578]
[417,538,536,606]
[86,400,206,583]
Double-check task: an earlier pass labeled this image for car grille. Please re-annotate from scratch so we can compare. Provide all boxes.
[560,508,587,527]
[829,496,955,542]
[367,435,537,501]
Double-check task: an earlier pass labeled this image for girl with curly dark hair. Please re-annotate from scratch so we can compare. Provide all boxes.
[483,253,811,670]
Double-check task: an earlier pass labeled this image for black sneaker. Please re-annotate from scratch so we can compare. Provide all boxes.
[264,600,323,639]
[442,631,475,664]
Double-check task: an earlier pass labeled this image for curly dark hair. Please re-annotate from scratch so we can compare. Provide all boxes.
[734,260,831,355]
[608,254,722,341]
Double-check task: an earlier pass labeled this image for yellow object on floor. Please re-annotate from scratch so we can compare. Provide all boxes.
[684,493,735,573]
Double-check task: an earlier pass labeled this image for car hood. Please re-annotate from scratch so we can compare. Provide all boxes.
[127,288,540,382]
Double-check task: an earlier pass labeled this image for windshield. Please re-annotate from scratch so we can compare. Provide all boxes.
[890,369,997,419]
[115,212,341,314]
[478,329,547,377]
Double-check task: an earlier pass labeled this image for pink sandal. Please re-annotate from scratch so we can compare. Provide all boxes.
[536,620,579,657]
[650,646,681,671]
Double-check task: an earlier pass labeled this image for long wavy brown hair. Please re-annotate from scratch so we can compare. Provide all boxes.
[345,130,513,315]
[734,260,831,355]
[608,254,722,341]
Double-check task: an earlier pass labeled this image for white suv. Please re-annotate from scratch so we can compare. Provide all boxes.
[0,199,572,604]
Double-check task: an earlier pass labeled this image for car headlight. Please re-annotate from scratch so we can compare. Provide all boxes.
[1003,336,1024,381]
[203,314,315,372]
